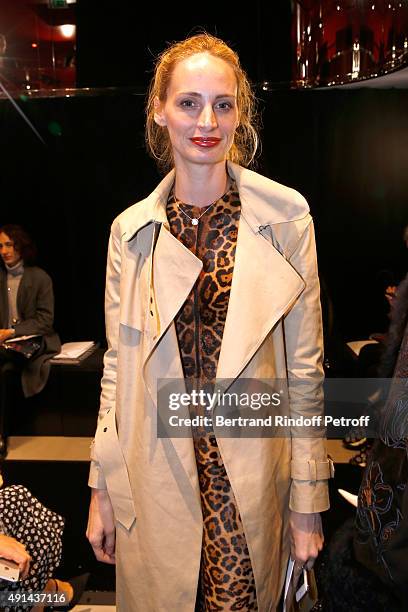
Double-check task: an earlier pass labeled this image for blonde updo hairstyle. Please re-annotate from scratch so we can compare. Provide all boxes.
[146,33,259,173]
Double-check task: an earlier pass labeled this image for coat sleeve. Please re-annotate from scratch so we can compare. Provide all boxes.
[88,223,121,489]
[284,219,333,513]
[14,270,55,336]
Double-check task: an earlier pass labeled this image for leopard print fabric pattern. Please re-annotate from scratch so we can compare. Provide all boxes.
[167,181,258,611]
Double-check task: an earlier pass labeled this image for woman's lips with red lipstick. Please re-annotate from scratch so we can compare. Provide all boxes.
[190,137,221,148]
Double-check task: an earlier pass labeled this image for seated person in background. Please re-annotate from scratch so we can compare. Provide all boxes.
[0,225,60,452]
[354,273,408,607]
[0,480,88,611]
[317,272,408,611]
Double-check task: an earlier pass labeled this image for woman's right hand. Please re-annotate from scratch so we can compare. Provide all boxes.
[0,534,31,579]
[86,489,116,564]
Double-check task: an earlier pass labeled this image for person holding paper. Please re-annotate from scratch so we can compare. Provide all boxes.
[0,225,60,452]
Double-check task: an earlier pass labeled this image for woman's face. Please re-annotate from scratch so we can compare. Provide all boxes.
[154,52,239,170]
[0,232,21,267]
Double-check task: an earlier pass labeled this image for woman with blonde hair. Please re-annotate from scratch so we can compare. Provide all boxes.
[87,33,332,611]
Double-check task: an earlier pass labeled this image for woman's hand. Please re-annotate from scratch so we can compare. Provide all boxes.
[0,534,31,579]
[0,329,14,343]
[86,489,116,564]
[289,510,324,570]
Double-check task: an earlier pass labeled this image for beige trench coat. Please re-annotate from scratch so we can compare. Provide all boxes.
[89,162,333,612]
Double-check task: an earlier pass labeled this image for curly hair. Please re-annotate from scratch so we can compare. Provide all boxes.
[0,224,37,266]
[145,33,260,173]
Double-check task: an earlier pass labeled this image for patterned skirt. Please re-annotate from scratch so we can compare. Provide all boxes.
[0,485,65,611]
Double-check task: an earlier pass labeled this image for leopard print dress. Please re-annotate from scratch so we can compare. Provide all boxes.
[167,182,258,612]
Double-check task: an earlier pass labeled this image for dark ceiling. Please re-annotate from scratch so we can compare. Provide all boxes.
[75,0,293,89]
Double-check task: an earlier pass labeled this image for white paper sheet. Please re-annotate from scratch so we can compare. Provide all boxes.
[53,341,95,359]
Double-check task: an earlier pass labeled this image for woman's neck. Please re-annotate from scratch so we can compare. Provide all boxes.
[173,161,230,208]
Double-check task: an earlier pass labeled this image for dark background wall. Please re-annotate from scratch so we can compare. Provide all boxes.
[1,1,407,348]
[75,0,292,88]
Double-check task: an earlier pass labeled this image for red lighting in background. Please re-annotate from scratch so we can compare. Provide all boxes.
[0,0,77,92]
[292,0,408,87]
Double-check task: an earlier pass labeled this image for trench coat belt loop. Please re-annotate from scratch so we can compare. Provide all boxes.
[307,458,335,481]
[291,458,334,481]
[309,460,317,482]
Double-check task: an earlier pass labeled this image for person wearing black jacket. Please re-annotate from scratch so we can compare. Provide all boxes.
[0,225,60,454]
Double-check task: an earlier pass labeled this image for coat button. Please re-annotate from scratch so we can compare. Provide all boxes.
[103,427,107,432]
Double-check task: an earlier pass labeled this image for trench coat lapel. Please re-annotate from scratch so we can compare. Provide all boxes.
[149,226,203,351]
[120,170,202,408]
[216,213,305,382]
[140,226,204,507]
[120,217,203,507]
[142,225,203,399]
[139,209,305,396]
[122,162,308,395]
[120,217,202,397]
